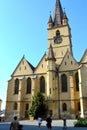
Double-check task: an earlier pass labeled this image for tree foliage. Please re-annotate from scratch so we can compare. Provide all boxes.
[29,91,48,119]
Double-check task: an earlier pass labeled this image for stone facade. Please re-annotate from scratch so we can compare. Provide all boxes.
[5,0,87,120]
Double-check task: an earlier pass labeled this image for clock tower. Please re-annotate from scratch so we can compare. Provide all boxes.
[48,0,73,64]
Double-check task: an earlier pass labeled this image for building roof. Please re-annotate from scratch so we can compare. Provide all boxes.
[53,0,63,26]
[80,49,87,64]
[26,60,35,71]
[11,55,35,76]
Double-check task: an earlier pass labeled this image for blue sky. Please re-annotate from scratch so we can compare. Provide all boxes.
[0,0,87,109]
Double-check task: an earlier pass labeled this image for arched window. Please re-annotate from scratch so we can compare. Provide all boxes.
[25,103,29,110]
[40,76,45,93]
[62,103,67,112]
[14,78,19,94]
[75,72,79,91]
[56,30,60,37]
[14,102,17,110]
[27,78,31,94]
[78,102,80,111]
[61,74,67,92]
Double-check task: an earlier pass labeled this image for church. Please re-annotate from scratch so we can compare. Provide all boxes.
[5,0,87,120]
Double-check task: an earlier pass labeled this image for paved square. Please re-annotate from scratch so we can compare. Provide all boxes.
[0,120,87,130]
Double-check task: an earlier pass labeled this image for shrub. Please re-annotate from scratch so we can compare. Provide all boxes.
[74,119,87,127]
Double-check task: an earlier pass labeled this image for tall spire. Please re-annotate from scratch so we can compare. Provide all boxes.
[54,0,63,26]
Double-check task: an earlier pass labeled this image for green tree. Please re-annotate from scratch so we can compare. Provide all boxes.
[29,91,48,119]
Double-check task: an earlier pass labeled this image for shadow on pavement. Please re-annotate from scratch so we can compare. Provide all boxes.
[23,124,87,130]
[0,123,87,130]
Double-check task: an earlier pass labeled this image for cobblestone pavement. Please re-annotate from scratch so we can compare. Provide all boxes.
[0,120,87,130]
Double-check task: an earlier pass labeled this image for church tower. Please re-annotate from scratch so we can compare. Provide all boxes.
[48,0,73,65]
[47,0,79,119]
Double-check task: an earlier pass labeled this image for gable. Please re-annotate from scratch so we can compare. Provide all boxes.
[12,56,34,77]
[34,54,47,74]
[80,49,87,63]
[59,51,79,71]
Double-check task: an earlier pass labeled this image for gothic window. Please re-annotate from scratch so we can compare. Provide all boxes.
[40,76,45,93]
[71,61,73,64]
[14,78,19,94]
[75,72,79,91]
[78,102,80,111]
[65,62,67,65]
[56,30,60,37]
[19,67,21,70]
[26,77,31,94]
[62,103,67,111]
[25,103,29,110]
[25,66,26,70]
[61,74,68,92]
[14,102,17,110]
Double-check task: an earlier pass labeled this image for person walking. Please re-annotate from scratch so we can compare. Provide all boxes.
[62,115,67,129]
[46,115,52,130]
[38,117,42,128]
[10,116,20,130]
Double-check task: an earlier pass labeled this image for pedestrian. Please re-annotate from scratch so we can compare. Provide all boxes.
[62,115,67,129]
[46,115,52,130]
[38,117,42,128]
[10,116,20,130]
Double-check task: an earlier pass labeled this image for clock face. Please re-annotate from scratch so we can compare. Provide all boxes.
[54,36,62,44]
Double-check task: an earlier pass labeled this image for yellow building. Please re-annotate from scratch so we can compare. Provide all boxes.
[6,0,87,120]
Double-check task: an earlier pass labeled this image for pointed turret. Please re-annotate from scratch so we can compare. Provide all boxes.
[46,44,56,61]
[54,0,63,26]
[48,14,53,29]
[62,11,68,25]
[46,45,56,102]
[48,15,53,23]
